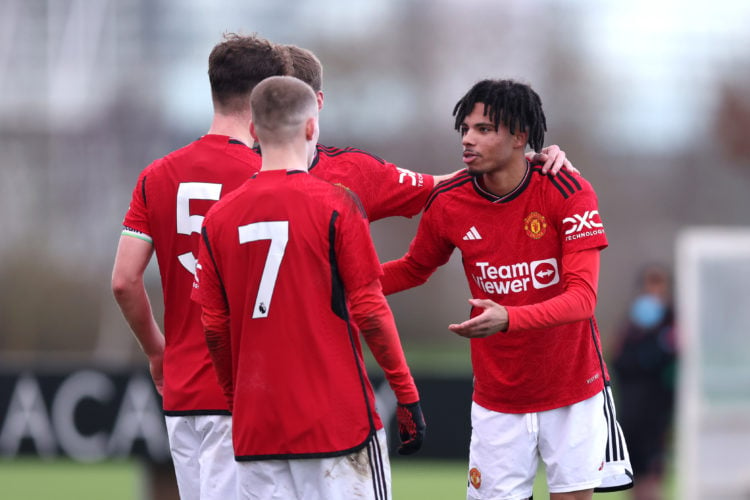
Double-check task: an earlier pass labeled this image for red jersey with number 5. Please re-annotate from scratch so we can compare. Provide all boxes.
[192,170,384,459]
[121,134,260,414]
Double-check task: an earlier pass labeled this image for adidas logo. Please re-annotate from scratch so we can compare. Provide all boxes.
[463,226,482,240]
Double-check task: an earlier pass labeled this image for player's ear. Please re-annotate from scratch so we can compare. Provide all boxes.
[304,117,317,141]
[316,91,324,111]
[513,130,528,149]
[250,121,259,143]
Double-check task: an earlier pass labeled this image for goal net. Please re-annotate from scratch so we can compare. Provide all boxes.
[675,227,750,499]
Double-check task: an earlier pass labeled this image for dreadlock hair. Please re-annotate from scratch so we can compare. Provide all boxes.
[452,79,546,152]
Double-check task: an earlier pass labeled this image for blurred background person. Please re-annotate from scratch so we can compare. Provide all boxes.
[611,264,678,500]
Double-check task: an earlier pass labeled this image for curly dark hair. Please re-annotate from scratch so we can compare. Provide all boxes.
[453,79,546,152]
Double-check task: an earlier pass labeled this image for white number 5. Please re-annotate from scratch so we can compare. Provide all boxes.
[238,221,289,318]
[176,182,222,275]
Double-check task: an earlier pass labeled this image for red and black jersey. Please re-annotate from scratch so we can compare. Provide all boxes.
[192,170,384,459]
[388,164,609,413]
[255,144,436,221]
[122,134,260,414]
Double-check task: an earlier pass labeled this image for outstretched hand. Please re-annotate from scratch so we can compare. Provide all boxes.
[448,298,509,338]
[527,144,580,176]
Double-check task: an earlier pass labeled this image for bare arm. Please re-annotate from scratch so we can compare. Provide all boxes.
[111,235,165,394]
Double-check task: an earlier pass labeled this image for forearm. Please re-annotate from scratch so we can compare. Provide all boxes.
[201,306,233,408]
[381,257,434,295]
[349,280,419,404]
[505,281,596,331]
[113,281,165,357]
[506,249,599,331]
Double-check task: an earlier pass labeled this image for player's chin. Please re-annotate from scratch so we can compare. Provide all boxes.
[466,167,483,177]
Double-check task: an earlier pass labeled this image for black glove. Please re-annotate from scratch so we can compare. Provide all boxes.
[396,401,426,455]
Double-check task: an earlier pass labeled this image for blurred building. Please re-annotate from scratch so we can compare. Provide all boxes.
[1,0,749,365]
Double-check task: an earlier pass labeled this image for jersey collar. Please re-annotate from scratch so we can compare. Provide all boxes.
[472,160,532,204]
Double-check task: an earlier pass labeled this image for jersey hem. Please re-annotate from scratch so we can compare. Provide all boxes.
[473,383,603,414]
[163,409,231,417]
[234,428,375,462]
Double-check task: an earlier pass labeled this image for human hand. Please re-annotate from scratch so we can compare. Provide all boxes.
[396,401,426,455]
[448,298,508,338]
[147,353,164,396]
[528,145,580,176]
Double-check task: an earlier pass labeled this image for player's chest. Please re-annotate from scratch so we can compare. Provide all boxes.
[447,199,560,258]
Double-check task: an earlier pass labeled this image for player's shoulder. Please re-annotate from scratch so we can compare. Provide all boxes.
[529,164,596,200]
[300,171,369,220]
[315,143,386,165]
[424,169,473,212]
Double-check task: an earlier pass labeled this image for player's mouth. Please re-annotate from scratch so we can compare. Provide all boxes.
[462,150,479,165]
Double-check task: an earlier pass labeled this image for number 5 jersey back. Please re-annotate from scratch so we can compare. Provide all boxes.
[121,135,261,414]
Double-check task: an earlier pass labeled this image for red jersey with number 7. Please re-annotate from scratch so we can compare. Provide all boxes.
[192,169,385,458]
[121,134,260,414]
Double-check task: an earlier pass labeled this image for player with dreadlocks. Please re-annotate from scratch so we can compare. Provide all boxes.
[381,79,633,500]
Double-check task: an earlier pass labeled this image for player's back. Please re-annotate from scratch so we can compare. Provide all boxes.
[123,134,260,412]
[201,169,382,457]
[307,144,435,221]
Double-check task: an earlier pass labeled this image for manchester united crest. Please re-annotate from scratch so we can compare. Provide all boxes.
[469,467,482,489]
[524,211,547,239]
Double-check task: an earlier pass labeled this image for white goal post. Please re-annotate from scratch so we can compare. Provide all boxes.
[675,227,750,500]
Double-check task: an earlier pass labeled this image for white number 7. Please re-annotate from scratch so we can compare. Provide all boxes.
[238,221,289,318]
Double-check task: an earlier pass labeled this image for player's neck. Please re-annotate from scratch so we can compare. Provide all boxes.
[482,155,528,197]
[259,144,310,173]
[206,112,253,147]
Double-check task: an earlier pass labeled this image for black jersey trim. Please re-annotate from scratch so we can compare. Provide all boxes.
[424,172,474,211]
[472,163,533,204]
[141,175,148,207]
[329,211,348,321]
[200,226,230,307]
[315,143,386,164]
[163,409,231,417]
[329,210,378,432]
[234,430,374,462]
[559,167,582,190]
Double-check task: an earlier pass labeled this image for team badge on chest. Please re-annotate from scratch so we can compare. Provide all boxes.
[524,211,547,239]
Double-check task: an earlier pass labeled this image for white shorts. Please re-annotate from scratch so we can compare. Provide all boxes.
[467,392,607,500]
[165,414,236,500]
[236,428,391,500]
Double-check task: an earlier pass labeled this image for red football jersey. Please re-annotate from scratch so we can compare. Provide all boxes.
[290,144,435,221]
[394,164,609,413]
[121,134,260,414]
[192,170,385,459]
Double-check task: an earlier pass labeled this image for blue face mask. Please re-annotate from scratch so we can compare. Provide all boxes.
[629,294,666,329]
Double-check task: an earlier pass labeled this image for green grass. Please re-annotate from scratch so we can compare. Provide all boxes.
[0,458,142,500]
[1,457,675,499]
[392,459,634,499]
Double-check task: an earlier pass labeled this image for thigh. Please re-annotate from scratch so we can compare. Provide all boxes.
[538,392,606,494]
[165,415,201,500]
[467,402,538,500]
[196,415,237,500]
[237,460,294,500]
[237,429,391,500]
[290,428,391,500]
